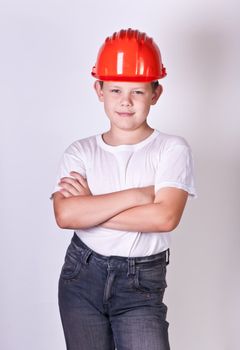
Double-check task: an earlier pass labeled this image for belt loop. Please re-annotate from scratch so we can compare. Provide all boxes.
[166,249,170,265]
[82,248,92,264]
[127,258,136,276]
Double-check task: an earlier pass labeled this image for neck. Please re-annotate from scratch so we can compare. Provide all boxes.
[102,125,154,146]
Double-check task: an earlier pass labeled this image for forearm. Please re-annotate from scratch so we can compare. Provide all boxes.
[53,187,153,230]
[101,186,189,233]
[101,202,177,233]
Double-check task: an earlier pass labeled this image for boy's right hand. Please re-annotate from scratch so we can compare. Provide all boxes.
[58,171,92,198]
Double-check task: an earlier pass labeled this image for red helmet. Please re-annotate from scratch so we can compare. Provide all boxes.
[91,28,167,82]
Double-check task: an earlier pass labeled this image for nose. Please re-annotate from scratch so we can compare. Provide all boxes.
[120,92,133,107]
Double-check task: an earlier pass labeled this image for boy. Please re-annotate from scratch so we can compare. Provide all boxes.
[52,28,196,350]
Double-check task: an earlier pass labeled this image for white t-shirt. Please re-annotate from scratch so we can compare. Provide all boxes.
[53,129,196,257]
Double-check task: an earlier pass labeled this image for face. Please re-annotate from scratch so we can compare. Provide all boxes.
[94,81,162,132]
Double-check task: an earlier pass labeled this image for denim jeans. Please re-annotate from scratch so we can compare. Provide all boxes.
[58,233,170,350]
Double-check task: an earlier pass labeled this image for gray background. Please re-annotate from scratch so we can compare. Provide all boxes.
[1,0,239,349]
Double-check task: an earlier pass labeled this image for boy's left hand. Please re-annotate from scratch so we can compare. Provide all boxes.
[58,171,92,198]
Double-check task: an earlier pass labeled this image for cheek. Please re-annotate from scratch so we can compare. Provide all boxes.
[143,107,151,118]
[137,101,151,116]
[103,100,116,118]
[103,99,112,109]
[104,104,111,117]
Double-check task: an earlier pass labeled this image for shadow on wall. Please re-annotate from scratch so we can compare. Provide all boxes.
[182,23,231,130]
[168,19,240,350]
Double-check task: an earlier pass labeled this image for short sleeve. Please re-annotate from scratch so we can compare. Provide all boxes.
[51,142,86,196]
[155,143,197,198]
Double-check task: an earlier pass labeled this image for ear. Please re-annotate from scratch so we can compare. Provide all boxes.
[94,80,104,102]
[151,84,163,105]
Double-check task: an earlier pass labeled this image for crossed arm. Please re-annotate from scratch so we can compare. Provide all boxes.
[52,172,188,233]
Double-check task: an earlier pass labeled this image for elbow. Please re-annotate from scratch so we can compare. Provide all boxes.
[153,200,186,233]
[155,214,180,233]
[162,218,179,232]
[55,209,87,230]
[54,205,74,229]
[55,211,70,229]
[53,194,78,229]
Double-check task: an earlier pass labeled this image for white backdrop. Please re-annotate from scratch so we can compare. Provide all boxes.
[1,1,239,349]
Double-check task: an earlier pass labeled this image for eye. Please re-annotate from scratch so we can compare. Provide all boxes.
[133,90,144,95]
[110,89,121,93]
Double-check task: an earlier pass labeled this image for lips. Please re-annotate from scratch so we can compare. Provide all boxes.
[116,112,135,117]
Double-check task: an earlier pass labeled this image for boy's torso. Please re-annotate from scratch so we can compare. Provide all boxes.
[54,129,194,257]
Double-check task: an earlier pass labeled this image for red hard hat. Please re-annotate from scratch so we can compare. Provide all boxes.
[91,28,167,82]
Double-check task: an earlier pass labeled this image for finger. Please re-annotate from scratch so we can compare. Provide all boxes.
[58,181,81,196]
[69,172,89,188]
[59,189,72,198]
[60,177,84,192]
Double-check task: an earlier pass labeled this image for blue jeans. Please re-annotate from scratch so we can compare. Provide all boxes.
[58,233,170,350]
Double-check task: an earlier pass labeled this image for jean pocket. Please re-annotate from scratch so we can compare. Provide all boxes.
[60,242,83,281]
[134,263,167,293]
[60,253,82,280]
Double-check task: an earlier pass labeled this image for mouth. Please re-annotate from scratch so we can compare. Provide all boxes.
[116,112,135,117]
